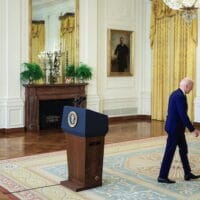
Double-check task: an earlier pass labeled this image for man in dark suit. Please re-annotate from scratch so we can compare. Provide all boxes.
[157,77,200,184]
[114,36,129,72]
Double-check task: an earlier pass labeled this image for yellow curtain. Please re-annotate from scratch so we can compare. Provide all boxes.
[31,21,45,64]
[60,14,75,79]
[150,0,197,121]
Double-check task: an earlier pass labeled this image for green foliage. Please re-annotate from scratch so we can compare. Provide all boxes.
[20,62,44,84]
[76,63,92,81]
[65,64,76,78]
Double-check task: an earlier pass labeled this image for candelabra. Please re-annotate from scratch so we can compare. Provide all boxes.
[38,50,62,84]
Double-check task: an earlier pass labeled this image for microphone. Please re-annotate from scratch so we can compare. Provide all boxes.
[73,96,86,106]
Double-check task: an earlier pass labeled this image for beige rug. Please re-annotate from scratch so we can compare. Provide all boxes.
[0,134,200,200]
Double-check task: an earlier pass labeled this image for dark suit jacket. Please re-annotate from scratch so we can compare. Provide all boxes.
[165,88,194,134]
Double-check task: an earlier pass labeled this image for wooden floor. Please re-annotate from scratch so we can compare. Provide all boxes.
[0,119,165,160]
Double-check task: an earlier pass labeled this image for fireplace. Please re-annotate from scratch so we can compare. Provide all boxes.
[24,84,87,132]
[39,99,74,130]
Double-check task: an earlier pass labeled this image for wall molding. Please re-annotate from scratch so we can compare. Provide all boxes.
[0,97,24,129]
[103,97,138,116]
[194,96,200,122]
[87,94,100,112]
[0,127,24,134]
[193,122,200,129]
[109,115,151,123]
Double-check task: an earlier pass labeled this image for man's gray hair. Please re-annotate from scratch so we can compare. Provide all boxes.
[180,77,194,87]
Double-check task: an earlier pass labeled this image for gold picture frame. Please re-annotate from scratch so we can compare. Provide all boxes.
[107,29,134,77]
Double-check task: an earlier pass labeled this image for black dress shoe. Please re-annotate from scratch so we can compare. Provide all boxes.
[157,177,176,184]
[184,173,200,181]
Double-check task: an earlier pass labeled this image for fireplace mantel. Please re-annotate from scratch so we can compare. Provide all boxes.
[24,83,87,132]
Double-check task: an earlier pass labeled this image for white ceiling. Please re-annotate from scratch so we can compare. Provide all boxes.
[32,0,72,9]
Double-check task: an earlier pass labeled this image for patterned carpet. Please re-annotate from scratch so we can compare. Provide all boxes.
[0,134,200,200]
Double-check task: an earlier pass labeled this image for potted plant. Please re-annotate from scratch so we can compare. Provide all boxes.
[20,62,44,84]
[76,63,92,83]
[65,64,76,83]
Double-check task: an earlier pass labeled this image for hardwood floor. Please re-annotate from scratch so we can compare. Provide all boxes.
[0,119,165,160]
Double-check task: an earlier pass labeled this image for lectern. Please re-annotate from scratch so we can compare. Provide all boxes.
[61,106,108,191]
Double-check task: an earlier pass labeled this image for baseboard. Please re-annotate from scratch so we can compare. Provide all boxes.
[0,127,25,134]
[193,122,200,129]
[109,115,151,123]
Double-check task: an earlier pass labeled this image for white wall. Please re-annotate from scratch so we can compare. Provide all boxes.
[2,0,200,129]
[79,0,100,111]
[0,0,29,129]
[0,0,152,129]
[95,0,152,116]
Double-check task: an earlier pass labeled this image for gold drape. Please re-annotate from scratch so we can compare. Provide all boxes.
[31,21,45,64]
[150,0,197,121]
[60,14,75,79]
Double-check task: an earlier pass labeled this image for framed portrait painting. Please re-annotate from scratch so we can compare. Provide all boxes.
[107,29,134,76]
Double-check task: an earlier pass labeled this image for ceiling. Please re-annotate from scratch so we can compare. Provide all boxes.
[32,0,70,8]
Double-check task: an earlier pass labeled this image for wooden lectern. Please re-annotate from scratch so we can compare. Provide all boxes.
[61,106,108,191]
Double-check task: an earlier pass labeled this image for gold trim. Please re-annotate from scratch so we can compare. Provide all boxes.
[107,29,134,77]
[75,0,79,67]
[29,0,79,67]
[29,0,32,61]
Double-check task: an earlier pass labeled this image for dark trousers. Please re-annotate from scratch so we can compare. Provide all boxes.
[159,132,191,178]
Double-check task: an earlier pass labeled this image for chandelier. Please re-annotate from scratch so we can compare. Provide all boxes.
[163,0,200,23]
